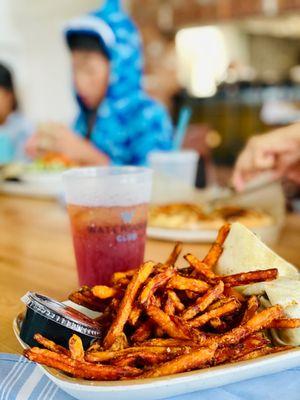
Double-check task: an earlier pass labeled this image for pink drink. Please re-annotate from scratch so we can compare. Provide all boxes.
[63,167,153,287]
[67,203,148,286]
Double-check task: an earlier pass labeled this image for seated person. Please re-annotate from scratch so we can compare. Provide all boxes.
[26,0,173,166]
[0,63,32,164]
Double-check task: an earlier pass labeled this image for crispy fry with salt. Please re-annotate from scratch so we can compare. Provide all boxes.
[146,303,191,339]
[87,341,102,353]
[167,290,185,312]
[128,305,142,326]
[220,269,278,287]
[112,352,169,367]
[268,318,300,329]
[109,333,128,351]
[92,285,117,299]
[189,299,240,328]
[185,253,217,280]
[34,334,69,356]
[241,296,259,324]
[214,333,270,365]
[85,345,189,363]
[165,242,183,267]
[141,345,217,378]
[140,268,175,305]
[182,281,224,320]
[68,286,108,312]
[104,261,155,349]
[131,320,153,343]
[24,347,140,380]
[164,293,175,316]
[139,338,199,348]
[167,274,209,293]
[235,345,293,362]
[69,334,84,361]
[212,305,284,347]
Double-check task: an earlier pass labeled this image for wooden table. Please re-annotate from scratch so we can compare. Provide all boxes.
[1,194,300,354]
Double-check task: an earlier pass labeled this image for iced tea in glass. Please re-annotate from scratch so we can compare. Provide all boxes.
[63,167,152,286]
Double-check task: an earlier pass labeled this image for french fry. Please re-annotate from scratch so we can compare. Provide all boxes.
[111,269,136,285]
[85,345,189,363]
[220,269,278,287]
[104,261,155,349]
[214,333,270,365]
[34,334,70,356]
[185,253,217,280]
[182,281,224,320]
[202,244,223,269]
[87,341,102,353]
[141,345,217,378]
[167,290,185,312]
[131,320,153,343]
[209,318,227,331]
[140,268,175,305]
[139,338,199,348]
[128,305,142,326]
[215,223,231,245]
[241,296,259,324]
[167,274,210,293]
[212,305,284,347]
[235,345,294,362]
[92,285,118,299]
[109,333,128,351]
[189,299,240,328]
[112,352,169,367]
[24,347,141,380]
[268,318,300,329]
[164,294,175,316]
[223,287,245,302]
[68,286,108,312]
[69,334,84,361]
[146,303,191,339]
[165,242,183,267]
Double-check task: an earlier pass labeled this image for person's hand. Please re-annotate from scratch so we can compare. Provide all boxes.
[26,123,109,166]
[232,123,300,191]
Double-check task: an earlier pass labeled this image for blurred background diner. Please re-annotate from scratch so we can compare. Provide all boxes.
[2,0,300,202]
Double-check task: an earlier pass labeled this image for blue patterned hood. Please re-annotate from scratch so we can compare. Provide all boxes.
[64,0,173,165]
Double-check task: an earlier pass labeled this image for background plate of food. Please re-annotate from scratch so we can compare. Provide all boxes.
[0,153,74,198]
[14,223,300,400]
[148,176,286,245]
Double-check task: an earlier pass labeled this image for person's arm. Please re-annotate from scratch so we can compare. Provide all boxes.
[26,123,110,166]
[232,123,300,191]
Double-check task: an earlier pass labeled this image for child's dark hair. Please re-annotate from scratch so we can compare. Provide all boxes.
[0,63,18,110]
[66,32,110,60]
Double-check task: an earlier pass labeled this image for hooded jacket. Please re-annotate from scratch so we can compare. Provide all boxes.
[64,0,173,166]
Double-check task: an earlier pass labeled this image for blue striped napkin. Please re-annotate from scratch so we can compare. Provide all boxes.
[1,353,300,400]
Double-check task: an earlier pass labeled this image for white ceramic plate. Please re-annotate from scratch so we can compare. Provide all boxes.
[147,224,281,245]
[13,306,300,400]
[0,172,63,198]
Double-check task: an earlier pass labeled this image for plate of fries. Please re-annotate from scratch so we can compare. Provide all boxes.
[15,223,300,400]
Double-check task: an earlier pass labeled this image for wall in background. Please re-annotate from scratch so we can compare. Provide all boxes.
[0,0,102,124]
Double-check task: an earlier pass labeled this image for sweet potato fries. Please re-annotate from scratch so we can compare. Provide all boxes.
[24,223,300,381]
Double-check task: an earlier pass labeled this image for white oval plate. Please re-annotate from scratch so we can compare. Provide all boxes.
[147,224,281,245]
[13,306,300,400]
